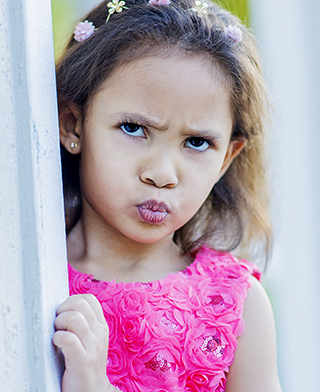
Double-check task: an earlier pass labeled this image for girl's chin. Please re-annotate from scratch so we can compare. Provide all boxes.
[125,235,172,245]
[119,228,175,246]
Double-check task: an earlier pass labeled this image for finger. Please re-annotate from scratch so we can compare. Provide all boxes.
[55,310,92,349]
[53,330,85,365]
[80,294,106,325]
[56,294,106,330]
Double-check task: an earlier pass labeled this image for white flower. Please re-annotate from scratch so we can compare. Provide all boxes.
[107,0,127,22]
[191,1,209,14]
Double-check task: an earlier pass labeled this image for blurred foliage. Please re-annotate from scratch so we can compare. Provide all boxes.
[216,0,249,25]
[51,0,76,60]
[51,0,249,60]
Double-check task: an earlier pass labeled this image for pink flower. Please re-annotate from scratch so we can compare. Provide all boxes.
[74,20,95,43]
[148,0,171,5]
[101,303,121,345]
[122,316,150,352]
[119,289,150,316]
[68,264,99,294]
[131,338,183,390]
[224,25,243,45]
[185,370,210,392]
[181,315,237,372]
[107,345,132,381]
[155,274,201,312]
[187,369,227,392]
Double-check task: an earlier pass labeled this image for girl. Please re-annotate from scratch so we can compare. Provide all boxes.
[53,0,282,391]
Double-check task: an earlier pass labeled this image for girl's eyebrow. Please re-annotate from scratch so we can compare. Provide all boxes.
[185,128,223,141]
[112,112,224,140]
[112,112,168,131]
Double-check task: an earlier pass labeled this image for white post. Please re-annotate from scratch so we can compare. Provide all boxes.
[250,0,320,391]
[0,0,68,391]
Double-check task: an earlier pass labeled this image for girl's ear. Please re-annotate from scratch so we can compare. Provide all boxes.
[216,139,246,182]
[59,105,83,154]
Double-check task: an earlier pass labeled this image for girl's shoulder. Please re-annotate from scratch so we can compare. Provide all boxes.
[225,276,282,392]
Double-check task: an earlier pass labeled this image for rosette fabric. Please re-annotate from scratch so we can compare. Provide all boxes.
[68,246,260,391]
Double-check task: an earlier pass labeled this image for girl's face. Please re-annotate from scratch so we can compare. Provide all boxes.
[61,53,244,245]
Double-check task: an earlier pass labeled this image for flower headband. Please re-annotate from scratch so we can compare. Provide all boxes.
[73,0,242,46]
[74,0,131,42]
[190,1,242,45]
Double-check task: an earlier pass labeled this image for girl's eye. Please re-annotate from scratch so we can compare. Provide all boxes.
[185,137,211,151]
[120,123,145,137]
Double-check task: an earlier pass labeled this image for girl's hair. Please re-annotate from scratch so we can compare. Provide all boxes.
[56,0,272,267]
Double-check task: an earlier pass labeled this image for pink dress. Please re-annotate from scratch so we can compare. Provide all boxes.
[68,246,261,392]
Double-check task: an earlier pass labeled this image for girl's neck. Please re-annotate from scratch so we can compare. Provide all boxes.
[66,215,191,284]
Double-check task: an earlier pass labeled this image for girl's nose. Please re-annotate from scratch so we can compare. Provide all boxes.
[139,157,179,189]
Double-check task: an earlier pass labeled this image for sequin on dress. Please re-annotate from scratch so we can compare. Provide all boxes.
[68,246,261,392]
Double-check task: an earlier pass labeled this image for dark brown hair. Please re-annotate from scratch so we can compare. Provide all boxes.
[56,0,272,267]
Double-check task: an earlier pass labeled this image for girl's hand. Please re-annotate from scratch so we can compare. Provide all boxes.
[53,294,115,392]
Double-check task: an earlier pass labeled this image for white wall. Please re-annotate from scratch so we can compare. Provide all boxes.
[0,0,68,390]
[250,0,320,391]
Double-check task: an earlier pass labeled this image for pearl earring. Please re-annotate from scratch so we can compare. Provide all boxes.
[70,142,78,151]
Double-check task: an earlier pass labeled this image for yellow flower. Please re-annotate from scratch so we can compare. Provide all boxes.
[106,0,127,21]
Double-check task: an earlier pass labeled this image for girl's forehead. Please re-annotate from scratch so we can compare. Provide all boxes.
[86,52,233,137]
[99,50,231,93]
[92,54,232,114]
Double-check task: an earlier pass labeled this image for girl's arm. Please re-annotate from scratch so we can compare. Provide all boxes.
[226,277,282,392]
[53,294,118,392]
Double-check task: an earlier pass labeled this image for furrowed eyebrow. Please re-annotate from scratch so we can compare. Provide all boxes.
[112,112,168,131]
[185,128,224,141]
[112,112,224,140]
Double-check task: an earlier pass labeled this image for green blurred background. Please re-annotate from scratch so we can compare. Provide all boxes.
[51,0,249,60]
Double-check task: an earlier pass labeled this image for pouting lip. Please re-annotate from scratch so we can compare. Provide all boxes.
[137,199,171,213]
[137,199,171,224]
[138,202,169,224]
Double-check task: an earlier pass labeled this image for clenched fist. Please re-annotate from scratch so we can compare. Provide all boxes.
[53,294,118,392]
